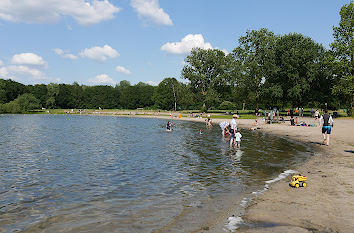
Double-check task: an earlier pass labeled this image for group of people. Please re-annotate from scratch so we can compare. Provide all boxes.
[219,114,242,148]
[166,108,333,148]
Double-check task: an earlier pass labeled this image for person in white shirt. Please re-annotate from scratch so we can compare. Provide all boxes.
[230,114,238,147]
[235,129,242,148]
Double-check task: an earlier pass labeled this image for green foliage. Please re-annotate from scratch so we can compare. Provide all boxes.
[152,78,178,110]
[232,28,277,112]
[219,101,236,110]
[46,83,59,108]
[0,79,26,103]
[270,33,327,107]
[182,48,231,107]
[0,93,40,113]
[330,2,354,116]
[16,93,41,111]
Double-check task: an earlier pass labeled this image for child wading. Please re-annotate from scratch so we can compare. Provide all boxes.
[235,129,242,148]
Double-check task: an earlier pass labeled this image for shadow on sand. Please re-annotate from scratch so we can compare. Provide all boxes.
[344,150,354,153]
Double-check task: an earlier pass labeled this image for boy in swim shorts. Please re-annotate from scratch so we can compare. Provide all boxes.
[319,110,334,146]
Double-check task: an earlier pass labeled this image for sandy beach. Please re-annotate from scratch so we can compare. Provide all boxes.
[118,113,354,232]
[236,118,354,233]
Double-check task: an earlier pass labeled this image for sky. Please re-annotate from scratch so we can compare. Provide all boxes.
[0,0,351,86]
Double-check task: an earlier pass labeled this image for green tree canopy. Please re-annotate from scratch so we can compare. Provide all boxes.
[330,1,354,116]
[182,48,230,109]
[232,28,277,112]
[270,33,326,107]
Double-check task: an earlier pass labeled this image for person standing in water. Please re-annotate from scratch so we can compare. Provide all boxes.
[205,114,212,128]
[235,129,242,148]
[230,114,238,147]
[319,110,334,146]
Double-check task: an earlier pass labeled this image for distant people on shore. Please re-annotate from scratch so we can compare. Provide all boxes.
[319,110,334,146]
[250,119,260,130]
[290,116,295,126]
[314,109,320,121]
[299,108,304,117]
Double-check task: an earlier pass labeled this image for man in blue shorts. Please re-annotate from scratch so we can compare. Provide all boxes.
[319,110,334,146]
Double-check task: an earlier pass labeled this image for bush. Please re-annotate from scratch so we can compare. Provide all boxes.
[0,93,40,113]
[219,101,236,110]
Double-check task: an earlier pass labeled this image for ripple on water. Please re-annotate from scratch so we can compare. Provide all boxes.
[0,115,311,232]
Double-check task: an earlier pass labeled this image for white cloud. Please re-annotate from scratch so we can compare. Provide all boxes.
[11,53,46,66]
[7,65,46,80]
[221,49,229,55]
[131,0,172,26]
[88,74,116,85]
[79,45,119,62]
[145,80,160,86]
[0,59,3,66]
[115,66,131,75]
[0,0,120,25]
[0,67,8,77]
[161,34,213,54]
[0,65,58,83]
[53,48,78,60]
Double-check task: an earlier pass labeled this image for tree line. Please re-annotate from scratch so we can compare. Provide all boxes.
[0,2,353,116]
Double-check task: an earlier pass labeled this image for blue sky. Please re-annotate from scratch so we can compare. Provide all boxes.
[0,0,351,86]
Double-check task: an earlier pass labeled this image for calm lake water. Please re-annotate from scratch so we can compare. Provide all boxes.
[0,115,311,232]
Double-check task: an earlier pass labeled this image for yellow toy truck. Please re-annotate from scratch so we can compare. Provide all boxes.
[289,174,307,188]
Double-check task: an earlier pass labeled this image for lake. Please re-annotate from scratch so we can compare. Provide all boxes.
[0,114,311,232]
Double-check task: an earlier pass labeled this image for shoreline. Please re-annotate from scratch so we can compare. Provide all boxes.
[10,112,354,232]
[114,113,354,232]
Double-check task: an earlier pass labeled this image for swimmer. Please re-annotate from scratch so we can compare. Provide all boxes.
[166,121,172,130]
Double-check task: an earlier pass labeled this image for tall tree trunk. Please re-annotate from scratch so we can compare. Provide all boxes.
[171,84,177,111]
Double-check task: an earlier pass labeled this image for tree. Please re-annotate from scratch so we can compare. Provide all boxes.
[268,33,327,108]
[182,48,230,109]
[46,83,59,108]
[135,82,155,108]
[152,78,180,110]
[0,79,26,103]
[27,84,47,107]
[0,93,40,113]
[117,81,138,109]
[16,93,41,111]
[232,28,277,112]
[330,2,354,116]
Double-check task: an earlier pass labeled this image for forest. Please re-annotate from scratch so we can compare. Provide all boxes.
[0,2,353,116]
